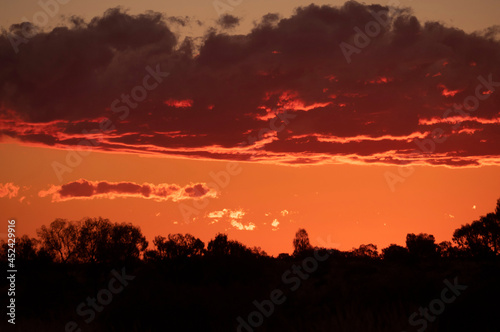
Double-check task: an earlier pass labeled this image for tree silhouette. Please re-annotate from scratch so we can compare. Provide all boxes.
[15,235,40,261]
[77,217,113,263]
[293,228,312,257]
[37,219,80,263]
[382,244,411,261]
[103,222,148,263]
[13,197,500,266]
[207,233,252,257]
[406,233,438,259]
[437,241,455,258]
[351,243,379,258]
[37,217,148,263]
[452,200,500,257]
[152,233,204,259]
[250,246,268,257]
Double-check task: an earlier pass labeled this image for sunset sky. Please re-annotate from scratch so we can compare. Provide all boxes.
[1,0,499,256]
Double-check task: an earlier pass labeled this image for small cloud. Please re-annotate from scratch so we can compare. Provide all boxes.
[173,221,178,224]
[271,219,280,231]
[208,210,226,218]
[230,220,255,231]
[155,212,161,217]
[217,14,240,29]
[0,183,20,199]
[229,209,245,219]
[206,208,248,228]
[448,214,455,218]
[472,205,477,210]
[280,210,289,216]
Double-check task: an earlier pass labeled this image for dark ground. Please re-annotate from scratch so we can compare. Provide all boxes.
[2,256,499,332]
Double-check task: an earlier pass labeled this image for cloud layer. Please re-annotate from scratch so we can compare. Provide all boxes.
[38,179,216,202]
[1,2,500,167]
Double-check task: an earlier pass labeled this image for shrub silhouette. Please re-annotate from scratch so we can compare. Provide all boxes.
[406,233,439,259]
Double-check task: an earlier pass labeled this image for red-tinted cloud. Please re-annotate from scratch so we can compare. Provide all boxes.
[1,3,500,167]
[38,179,216,202]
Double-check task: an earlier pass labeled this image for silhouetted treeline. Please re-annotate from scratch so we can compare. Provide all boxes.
[1,199,499,332]
[2,198,500,264]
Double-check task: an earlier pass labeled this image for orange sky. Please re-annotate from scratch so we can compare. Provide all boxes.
[1,1,499,256]
[1,0,499,34]
[1,142,499,256]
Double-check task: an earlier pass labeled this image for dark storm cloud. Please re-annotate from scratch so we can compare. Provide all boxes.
[1,2,500,167]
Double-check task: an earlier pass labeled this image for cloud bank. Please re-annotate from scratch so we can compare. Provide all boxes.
[1,2,500,167]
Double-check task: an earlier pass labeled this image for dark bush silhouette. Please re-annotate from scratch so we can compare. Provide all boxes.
[351,243,379,258]
[277,253,291,259]
[151,233,205,259]
[249,246,268,257]
[292,228,312,257]
[382,244,411,261]
[207,233,253,257]
[406,233,439,259]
